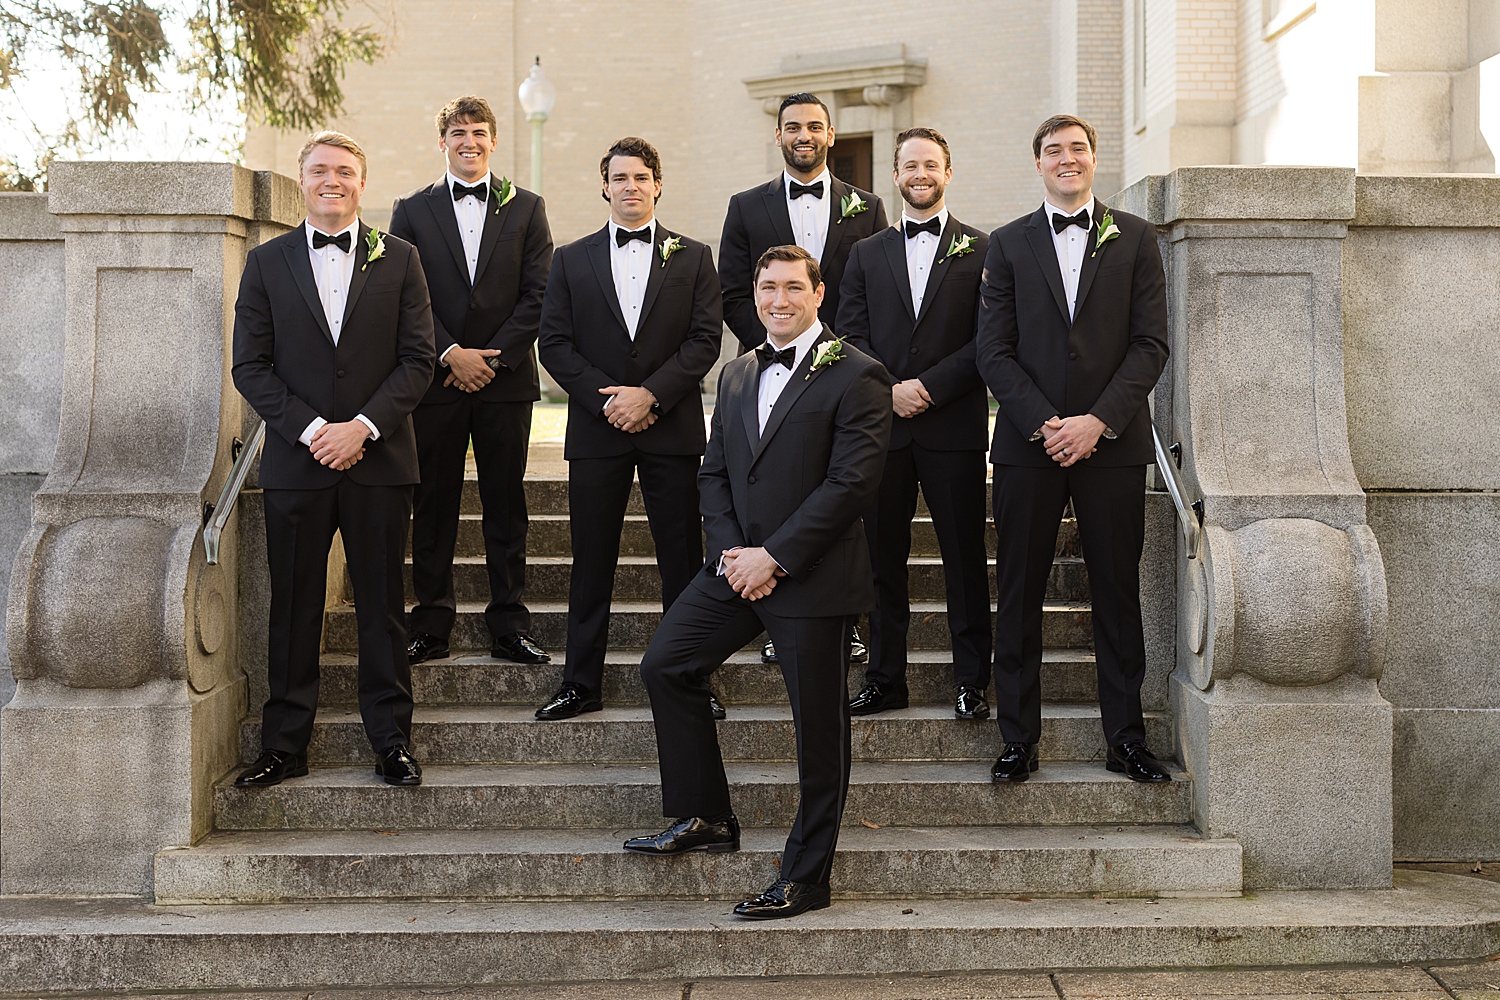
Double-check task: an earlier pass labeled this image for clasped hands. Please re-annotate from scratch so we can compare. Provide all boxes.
[600,385,658,433]
[720,546,785,601]
[442,346,502,392]
[891,378,932,418]
[1041,413,1106,468]
[310,420,370,471]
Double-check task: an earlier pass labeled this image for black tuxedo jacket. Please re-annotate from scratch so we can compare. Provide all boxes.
[718,174,888,350]
[388,175,551,405]
[975,203,1168,468]
[232,221,437,488]
[699,325,892,617]
[838,213,989,452]
[537,222,723,460]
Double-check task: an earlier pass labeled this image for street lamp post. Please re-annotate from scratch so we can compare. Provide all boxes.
[517,56,557,195]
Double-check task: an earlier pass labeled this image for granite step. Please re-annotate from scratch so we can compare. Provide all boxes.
[238,704,1170,766]
[153,824,1241,905]
[326,601,1095,653]
[4,871,1496,993]
[403,554,1091,604]
[213,761,1193,832]
[313,648,1101,707]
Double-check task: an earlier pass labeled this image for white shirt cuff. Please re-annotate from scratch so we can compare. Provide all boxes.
[354,414,380,440]
[299,416,327,447]
[438,344,457,367]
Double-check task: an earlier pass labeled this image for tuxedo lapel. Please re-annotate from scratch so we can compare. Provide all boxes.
[820,177,850,265]
[880,227,916,324]
[341,221,374,327]
[761,176,797,247]
[281,225,334,345]
[915,213,963,327]
[636,224,673,328]
[426,180,470,287]
[1024,207,1071,323]
[1070,201,1107,321]
[585,226,630,334]
[738,354,761,453]
[750,327,833,468]
[471,172,509,287]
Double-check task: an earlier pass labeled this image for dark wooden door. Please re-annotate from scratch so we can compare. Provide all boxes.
[831,135,873,192]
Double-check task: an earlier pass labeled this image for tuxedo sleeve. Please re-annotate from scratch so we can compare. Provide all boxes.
[698,367,747,560]
[835,241,872,356]
[485,195,554,363]
[762,359,892,580]
[718,196,764,351]
[976,236,1059,441]
[642,246,724,413]
[537,250,615,414]
[388,196,457,359]
[1086,223,1169,433]
[355,246,437,434]
[231,250,322,446]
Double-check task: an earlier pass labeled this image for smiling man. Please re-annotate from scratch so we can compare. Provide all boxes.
[627,245,891,921]
[232,130,436,788]
[975,114,1170,786]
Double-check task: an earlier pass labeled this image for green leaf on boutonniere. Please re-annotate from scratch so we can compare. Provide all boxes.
[940,232,977,263]
[362,227,386,271]
[495,176,516,214]
[659,235,685,268]
[1091,209,1121,258]
[805,336,846,380]
[838,189,869,224]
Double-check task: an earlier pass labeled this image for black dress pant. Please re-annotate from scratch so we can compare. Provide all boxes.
[564,450,702,694]
[862,444,990,692]
[640,573,854,886]
[262,479,414,754]
[992,463,1147,746]
[409,396,533,642]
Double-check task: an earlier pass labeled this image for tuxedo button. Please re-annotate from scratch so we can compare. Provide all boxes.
[630,350,639,358]
[909,347,918,355]
[1069,353,1077,360]
[337,370,346,377]
[748,475,757,484]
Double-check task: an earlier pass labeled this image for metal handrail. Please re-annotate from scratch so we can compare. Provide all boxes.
[203,420,266,565]
[1152,424,1201,560]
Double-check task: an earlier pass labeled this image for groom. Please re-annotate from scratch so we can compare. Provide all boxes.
[626,245,891,920]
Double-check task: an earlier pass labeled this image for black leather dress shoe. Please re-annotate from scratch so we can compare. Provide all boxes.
[623,815,740,855]
[492,632,550,664]
[761,638,778,663]
[535,682,602,720]
[406,632,449,665]
[375,745,423,786]
[848,680,908,716]
[991,742,1039,782]
[709,691,727,720]
[955,686,990,720]
[1106,741,1172,783]
[733,878,832,920]
[848,626,868,664]
[234,749,307,787]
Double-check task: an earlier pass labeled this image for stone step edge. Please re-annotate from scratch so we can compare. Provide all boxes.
[2,871,1497,993]
[318,648,1099,665]
[326,601,1094,614]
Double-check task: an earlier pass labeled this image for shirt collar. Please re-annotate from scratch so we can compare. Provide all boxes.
[763,319,823,366]
[901,207,949,232]
[784,167,832,197]
[1043,196,1096,228]
[446,171,491,196]
[306,218,360,252]
[607,217,656,244]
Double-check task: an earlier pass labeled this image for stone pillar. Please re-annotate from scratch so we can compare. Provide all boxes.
[1119,166,1393,890]
[1,163,300,895]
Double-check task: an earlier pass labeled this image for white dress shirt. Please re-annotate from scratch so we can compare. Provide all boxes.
[435,171,490,369]
[756,320,823,434]
[299,219,379,446]
[902,207,949,317]
[1045,196,1095,321]
[608,218,655,341]
[785,168,832,261]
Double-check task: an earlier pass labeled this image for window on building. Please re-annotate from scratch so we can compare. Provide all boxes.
[831,135,873,193]
[1133,0,1147,131]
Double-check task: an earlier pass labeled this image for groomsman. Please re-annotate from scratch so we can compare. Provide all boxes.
[718,91,886,665]
[389,95,554,669]
[232,131,435,787]
[976,115,1171,784]
[838,127,991,720]
[627,245,892,920]
[535,137,723,720]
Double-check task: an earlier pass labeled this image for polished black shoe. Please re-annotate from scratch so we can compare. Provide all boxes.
[955,686,990,720]
[535,682,602,720]
[234,749,308,787]
[848,626,868,664]
[991,742,1039,782]
[733,878,832,920]
[374,744,423,786]
[406,631,449,665]
[623,815,740,855]
[848,680,908,716]
[761,638,778,663]
[492,632,550,664]
[1106,741,1172,783]
[709,691,727,720]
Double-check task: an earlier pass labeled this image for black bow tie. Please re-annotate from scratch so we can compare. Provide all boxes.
[311,229,351,253]
[904,217,941,239]
[1052,209,1091,233]
[756,343,797,371]
[452,181,488,202]
[788,180,824,200]
[616,226,653,247]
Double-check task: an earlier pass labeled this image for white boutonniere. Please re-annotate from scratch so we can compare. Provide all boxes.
[362,227,386,271]
[805,336,846,380]
[495,176,516,214]
[837,189,868,224]
[940,232,977,263]
[659,235,684,268]
[1092,209,1121,258]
